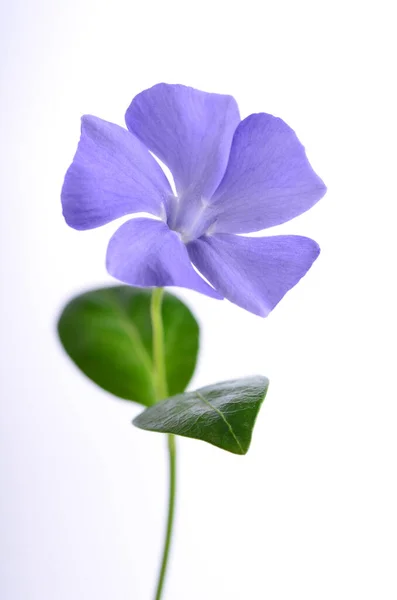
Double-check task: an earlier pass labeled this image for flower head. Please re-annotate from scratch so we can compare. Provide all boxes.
[61,83,326,316]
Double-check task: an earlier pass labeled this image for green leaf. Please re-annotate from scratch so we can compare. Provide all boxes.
[133,376,269,454]
[57,286,199,406]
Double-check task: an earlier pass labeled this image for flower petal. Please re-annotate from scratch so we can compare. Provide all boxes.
[125,83,240,199]
[210,113,327,234]
[61,116,172,230]
[106,218,222,299]
[187,233,320,316]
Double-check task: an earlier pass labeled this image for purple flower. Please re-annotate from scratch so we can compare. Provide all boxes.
[61,84,326,317]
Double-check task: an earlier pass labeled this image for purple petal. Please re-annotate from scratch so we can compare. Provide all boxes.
[187,233,320,316]
[125,83,240,199]
[106,218,222,299]
[61,116,172,230]
[210,113,327,234]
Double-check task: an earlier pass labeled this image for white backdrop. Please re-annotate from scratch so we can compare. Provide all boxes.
[1,0,396,598]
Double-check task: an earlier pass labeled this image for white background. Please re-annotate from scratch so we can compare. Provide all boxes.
[1,0,396,598]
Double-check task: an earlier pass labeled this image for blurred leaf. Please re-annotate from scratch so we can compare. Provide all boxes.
[133,376,269,454]
[57,286,199,406]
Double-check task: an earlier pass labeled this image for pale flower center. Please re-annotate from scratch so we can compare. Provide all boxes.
[165,193,215,243]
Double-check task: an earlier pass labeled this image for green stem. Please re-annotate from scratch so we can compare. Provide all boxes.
[151,288,177,600]
[151,288,168,401]
[154,433,176,600]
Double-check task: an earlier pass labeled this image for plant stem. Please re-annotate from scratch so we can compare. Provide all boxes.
[150,288,176,600]
[154,433,176,600]
[151,288,168,401]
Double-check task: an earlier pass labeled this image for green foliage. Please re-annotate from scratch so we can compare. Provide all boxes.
[134,376,269,454]
[57,286,199,406]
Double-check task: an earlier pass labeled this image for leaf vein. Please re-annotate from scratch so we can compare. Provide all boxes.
[106,293,155,403]
[195,392,245,454]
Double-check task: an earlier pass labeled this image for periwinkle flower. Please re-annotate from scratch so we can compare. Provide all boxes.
[62,84,326,316]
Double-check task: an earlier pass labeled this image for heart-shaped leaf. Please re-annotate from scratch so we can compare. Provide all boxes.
[57,286,199,406]
[133,376,269,454]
